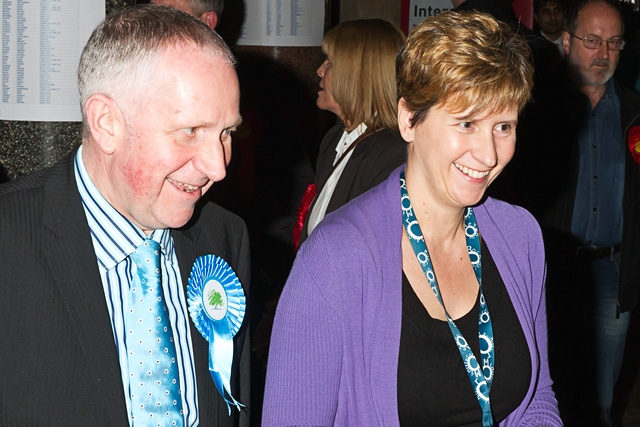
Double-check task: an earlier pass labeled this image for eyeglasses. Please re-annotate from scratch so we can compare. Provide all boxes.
[569,33,626,51]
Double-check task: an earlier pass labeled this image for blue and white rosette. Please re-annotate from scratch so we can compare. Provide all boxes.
[187,255,246,414]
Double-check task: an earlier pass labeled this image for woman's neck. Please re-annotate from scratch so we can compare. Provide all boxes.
[404,168,467,247]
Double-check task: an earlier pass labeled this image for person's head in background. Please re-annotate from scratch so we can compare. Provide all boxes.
[562,0,624,89]
[316,19,406,132]
[535,0,565,41]
[151,0,223,29]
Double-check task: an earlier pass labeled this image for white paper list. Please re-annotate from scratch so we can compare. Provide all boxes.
[1,0,104,121]
[238,0,324,47]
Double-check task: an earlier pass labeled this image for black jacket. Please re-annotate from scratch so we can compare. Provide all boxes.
[299,125,406,245]
[0,151,251,426]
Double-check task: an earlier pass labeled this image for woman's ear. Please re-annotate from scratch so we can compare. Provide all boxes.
[397,98,415,143]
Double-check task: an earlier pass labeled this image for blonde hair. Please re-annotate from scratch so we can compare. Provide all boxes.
[323,19,406,132]
[396,11,534,126]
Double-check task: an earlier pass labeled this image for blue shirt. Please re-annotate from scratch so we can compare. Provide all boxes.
[571,79,624,247]
[74,147,200,426]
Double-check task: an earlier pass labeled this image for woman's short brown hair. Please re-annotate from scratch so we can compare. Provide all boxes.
[396,11,534,126]
[323,19,406,131]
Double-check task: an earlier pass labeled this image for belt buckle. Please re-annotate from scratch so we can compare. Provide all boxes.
[576,244,620,260]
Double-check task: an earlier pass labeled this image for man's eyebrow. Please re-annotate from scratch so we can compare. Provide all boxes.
[230,117,243,129]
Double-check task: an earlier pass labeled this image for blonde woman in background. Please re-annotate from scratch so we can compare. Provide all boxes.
[294,19,407,248]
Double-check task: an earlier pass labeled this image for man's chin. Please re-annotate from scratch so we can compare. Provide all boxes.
[589,71,613,87]
[153,209,197,230]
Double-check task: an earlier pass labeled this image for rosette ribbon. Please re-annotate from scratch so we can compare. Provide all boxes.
[188,255,246,414]
[293,183,317,250]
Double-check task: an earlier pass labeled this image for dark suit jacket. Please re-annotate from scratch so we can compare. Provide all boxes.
[299,124,406,243]
[0,151,251,427]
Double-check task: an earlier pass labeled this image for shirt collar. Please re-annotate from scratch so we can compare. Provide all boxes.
[335,123,368,158]
[603,78,616,99]
[589,78,618,111]
[74,146,172,272]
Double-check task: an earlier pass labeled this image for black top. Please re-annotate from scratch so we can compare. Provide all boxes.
[398,241,531,426]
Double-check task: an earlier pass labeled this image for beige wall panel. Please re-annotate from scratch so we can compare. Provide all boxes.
[340,0,401,27]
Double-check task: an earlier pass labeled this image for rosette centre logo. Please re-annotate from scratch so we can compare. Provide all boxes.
[203,279,228,321]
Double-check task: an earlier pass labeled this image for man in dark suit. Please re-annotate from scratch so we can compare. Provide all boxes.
[0,5,249,427]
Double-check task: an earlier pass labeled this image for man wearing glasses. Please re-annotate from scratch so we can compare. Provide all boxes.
[539,0,640,425]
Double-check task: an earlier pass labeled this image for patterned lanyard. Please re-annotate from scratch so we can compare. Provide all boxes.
[400,170,495,426]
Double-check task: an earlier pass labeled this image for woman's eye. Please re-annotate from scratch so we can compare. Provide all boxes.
[496,124,513,132]
[459,122,473,129]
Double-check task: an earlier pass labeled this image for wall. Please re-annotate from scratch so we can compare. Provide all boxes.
[340,0,401,26]
[0,0,134,181]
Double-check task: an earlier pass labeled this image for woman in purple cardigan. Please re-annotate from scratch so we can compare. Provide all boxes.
[263,11,562,426]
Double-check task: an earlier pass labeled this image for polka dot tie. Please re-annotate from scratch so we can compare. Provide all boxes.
[125,239,184,427]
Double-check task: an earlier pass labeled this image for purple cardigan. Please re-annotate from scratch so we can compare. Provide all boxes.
[263,167,562,426]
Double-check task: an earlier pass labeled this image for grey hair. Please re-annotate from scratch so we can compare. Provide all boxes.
[189,0,224,17]
[77,4,235,129]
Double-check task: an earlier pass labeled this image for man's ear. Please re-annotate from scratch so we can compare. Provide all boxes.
[84,93,125,155]
[200,11,219,30]
[397,98,415,143]
[562,31,571,55]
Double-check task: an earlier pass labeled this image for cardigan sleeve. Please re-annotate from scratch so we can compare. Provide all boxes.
[478,200,563,426]
[505,250,563,426]
[262,231,344,427]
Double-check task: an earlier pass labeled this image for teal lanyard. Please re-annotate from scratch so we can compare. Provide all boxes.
[400,170,495,426]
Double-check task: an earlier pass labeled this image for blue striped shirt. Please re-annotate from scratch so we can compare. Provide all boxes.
[74,147,200,426]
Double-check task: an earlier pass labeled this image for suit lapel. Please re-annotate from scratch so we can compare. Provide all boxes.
[326,143,365,214]
[299,125,345,241]
[172,221,201,287]
[172,212,245,426]
[314,124,345,192]
[172,220,231,426]
[41,153,129,425]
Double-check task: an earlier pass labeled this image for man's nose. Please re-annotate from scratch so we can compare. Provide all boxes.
[597,41,611,58]
[192,137,229,183]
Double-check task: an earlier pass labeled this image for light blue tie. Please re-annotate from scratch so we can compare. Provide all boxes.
[125,239,184,427]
